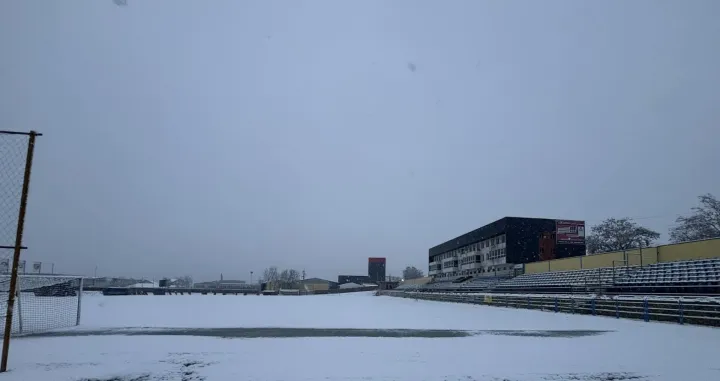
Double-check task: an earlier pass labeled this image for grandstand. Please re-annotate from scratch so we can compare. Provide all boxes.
[396,238,720,295]
[611,258,720,293]
[397,257,720,294]
[458,276,508,291]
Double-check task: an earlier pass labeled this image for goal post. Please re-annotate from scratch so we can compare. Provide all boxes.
[1,274,84,336]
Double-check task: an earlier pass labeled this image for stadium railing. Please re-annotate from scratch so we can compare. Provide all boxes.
[380,290,720,327]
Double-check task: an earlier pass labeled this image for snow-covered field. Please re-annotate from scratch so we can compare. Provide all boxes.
[5,291,720,381]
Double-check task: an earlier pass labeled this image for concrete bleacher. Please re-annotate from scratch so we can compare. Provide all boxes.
[614,258,720,288]
[492,267,628,292]
[408,258,720,294]
[458,276,508,290]
[395,275,506,292]
[493,259,720,293]
[421,278,458,290]
[394,276,433,291]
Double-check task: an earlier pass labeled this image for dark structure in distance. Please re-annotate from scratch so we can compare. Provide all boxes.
[428,217,585,278]
[368,257,387,283]
[338,275,371,285]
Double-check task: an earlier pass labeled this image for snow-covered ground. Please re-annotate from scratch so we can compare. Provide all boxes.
[5,292,720,381]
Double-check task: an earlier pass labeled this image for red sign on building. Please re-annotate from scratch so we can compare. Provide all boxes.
[555,220,585,245]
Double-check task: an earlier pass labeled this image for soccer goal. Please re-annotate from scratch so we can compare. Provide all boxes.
[0,274,84,336]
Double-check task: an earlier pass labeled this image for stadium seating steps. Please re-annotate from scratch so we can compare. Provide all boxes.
[396,258,720,293]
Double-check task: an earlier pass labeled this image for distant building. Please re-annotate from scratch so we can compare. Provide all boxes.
[299,278,338,292]
[338,282,363,289]
[429,217,586,279]
[338,275,371,285]
[127,280,157,288]
[86,277,146,288]
[194,279,253,290]
[368,257,386,283]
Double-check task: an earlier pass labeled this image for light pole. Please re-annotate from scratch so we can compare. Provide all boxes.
[250,271,253,284]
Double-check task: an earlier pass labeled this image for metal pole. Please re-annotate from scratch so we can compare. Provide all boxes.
[15,290,22,335]
[1,131,39,372]
[76,278,84,326]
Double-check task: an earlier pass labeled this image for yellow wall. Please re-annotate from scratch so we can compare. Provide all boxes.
[640,246,659,265]
[548,257,581,272]
[525,261,549,274]
[582,251,626,269]
[304,282,330,292]
[658,239,720,262]
[522,238,720,275]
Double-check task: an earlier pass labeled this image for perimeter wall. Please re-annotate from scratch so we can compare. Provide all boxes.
[524,238,720,275]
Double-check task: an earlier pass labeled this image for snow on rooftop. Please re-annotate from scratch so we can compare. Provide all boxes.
[126,281,158,288]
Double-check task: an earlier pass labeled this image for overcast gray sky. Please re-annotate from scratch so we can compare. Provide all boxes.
[1,0,718,282]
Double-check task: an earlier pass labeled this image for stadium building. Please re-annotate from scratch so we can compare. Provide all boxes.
[429,217,585,279]
[368,257,386,283]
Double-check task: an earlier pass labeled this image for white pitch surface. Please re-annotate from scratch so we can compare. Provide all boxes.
[6,292,720,381]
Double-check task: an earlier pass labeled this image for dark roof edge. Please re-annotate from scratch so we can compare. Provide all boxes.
[428,216,570,254]
[428,217,509,252]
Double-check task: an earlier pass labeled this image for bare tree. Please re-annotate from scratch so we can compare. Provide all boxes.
[175,275,193,288]
[278,268,301,288]
[287,269,300,284]
[279,269,290,288]
[585,234,605,255]
[402,266,424,280]
[263,266,279,283]
[670,193,720,243]
[586,218,660,254]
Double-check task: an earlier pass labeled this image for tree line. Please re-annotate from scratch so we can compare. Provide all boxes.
[261,266,302,289]
[587,193,719,254]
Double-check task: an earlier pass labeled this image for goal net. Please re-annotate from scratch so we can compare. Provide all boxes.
[0,275,84,336]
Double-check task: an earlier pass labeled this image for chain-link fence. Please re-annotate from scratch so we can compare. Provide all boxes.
[0,275,83,335]
[0,132,31,253]
[0,130,41,372]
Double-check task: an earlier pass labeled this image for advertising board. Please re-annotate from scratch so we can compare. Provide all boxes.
[556,220,585,245]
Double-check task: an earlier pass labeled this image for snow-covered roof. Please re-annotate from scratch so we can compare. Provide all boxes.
[126,281,158,288]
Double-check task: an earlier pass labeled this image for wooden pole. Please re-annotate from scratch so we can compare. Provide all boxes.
[1,131,39,372]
